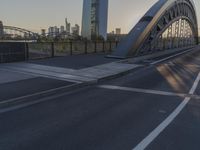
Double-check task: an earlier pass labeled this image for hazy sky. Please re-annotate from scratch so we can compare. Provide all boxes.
[0,0,199,33]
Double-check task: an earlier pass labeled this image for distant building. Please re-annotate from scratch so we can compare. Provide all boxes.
[81,0,109,40]
[107,33,127,41]
[41,29,46,36]
[116,28,121,35]
[71,24,80,36]
[65,18,71,34]
[0,21,4,38]
[54,26,59,36]
[110,31,115,34]
[60,26,65,33]
[48,27,54,37]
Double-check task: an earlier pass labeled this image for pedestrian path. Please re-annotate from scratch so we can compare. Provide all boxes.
[0,61,141,83]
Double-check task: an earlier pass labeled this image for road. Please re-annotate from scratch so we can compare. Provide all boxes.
[1,49,200,150]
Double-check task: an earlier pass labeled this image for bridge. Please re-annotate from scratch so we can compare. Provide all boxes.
[111,0,199,58]
[1,0,200,150]
[2,25,38,40]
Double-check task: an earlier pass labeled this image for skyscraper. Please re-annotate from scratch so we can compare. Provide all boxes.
[60,26,65,33]
[81,0,108,40]
[65,18,71,34]
[71,24,80,36]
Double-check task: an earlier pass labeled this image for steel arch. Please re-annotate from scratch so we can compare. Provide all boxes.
[111,0,198,58]
[3,26,38,38]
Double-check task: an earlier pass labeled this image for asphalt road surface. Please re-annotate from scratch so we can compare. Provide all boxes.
[1,49,200,150]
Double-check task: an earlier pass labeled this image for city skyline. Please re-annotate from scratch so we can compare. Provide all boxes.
[0,0,200,34]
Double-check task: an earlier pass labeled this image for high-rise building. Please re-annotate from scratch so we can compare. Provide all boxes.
[60,26,65,33]
[65,18,71,34]
[0,21,4,38]
[81,0,108,40]
[116,28,121,35]
[71,24,80,36]
[48,27,54,37]
[54,26,59,36]
[41,29,46,36]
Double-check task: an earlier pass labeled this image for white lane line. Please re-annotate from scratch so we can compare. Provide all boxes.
[98,85,187,98]
[0,83,77,105]
[132,72,200,150]
[150,48,193,65]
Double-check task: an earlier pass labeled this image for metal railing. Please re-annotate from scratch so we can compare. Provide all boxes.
[27,41,119,60]
[0,42,26,63]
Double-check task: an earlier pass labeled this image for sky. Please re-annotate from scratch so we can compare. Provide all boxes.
[0,0,200,34]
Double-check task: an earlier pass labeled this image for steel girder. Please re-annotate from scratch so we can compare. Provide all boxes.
[111,0,198,58]
[3,26,38,38]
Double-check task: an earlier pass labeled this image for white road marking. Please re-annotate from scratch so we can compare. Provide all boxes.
[151,49,193,65]
[0,83,77,105]
[98,85,187,98]
[132,72,200,150]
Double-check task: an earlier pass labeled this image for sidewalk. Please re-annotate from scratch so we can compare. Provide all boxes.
[0,53,141,84]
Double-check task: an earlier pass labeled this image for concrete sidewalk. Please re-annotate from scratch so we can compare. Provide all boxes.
[0,60,140,83]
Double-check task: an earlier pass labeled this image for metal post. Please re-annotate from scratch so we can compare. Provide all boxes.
[179,19,185,47]
[25,42,29,60]
[51,42,54,58]
[85,41,88,54]
[109,41,112,52]
[167,24,173,49]
[175,20,180,48]
[70,41,73,55]
[94,41,97,53]
[116,41,119,47]
[102,41,105,52]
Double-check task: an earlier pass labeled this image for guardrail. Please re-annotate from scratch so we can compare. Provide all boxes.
[27,41,119,60]
[0,41,119,63]
[0,42,26,63]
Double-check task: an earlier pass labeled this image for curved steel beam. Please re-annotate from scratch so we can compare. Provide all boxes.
[4,26,38,36]
[111,0,198,58]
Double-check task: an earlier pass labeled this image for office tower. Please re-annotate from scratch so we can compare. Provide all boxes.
[55,26,60,36]
[81,0,108,40]
[0,21,4,38]
[65,18,71,34]
[60,26,65,33]
[116,28,121,35]
[48,27,54,37]
[41,29,46,36]
[71,24,80,36]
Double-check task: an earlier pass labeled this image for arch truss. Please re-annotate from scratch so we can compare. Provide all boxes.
[111,0,198,58]
[3,26,38,40]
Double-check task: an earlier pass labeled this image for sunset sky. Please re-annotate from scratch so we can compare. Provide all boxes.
[0,0,199,33]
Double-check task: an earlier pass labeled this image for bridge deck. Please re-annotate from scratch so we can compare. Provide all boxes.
[1,47,200,150]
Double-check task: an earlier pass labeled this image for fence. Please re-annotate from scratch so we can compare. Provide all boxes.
[27,41,119,60]
[0,42,26,63]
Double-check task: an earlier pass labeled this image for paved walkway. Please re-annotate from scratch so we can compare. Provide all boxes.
[0,54,140,84]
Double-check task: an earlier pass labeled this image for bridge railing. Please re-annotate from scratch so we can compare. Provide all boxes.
[0,42,26,63]
[27,41,119,60]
